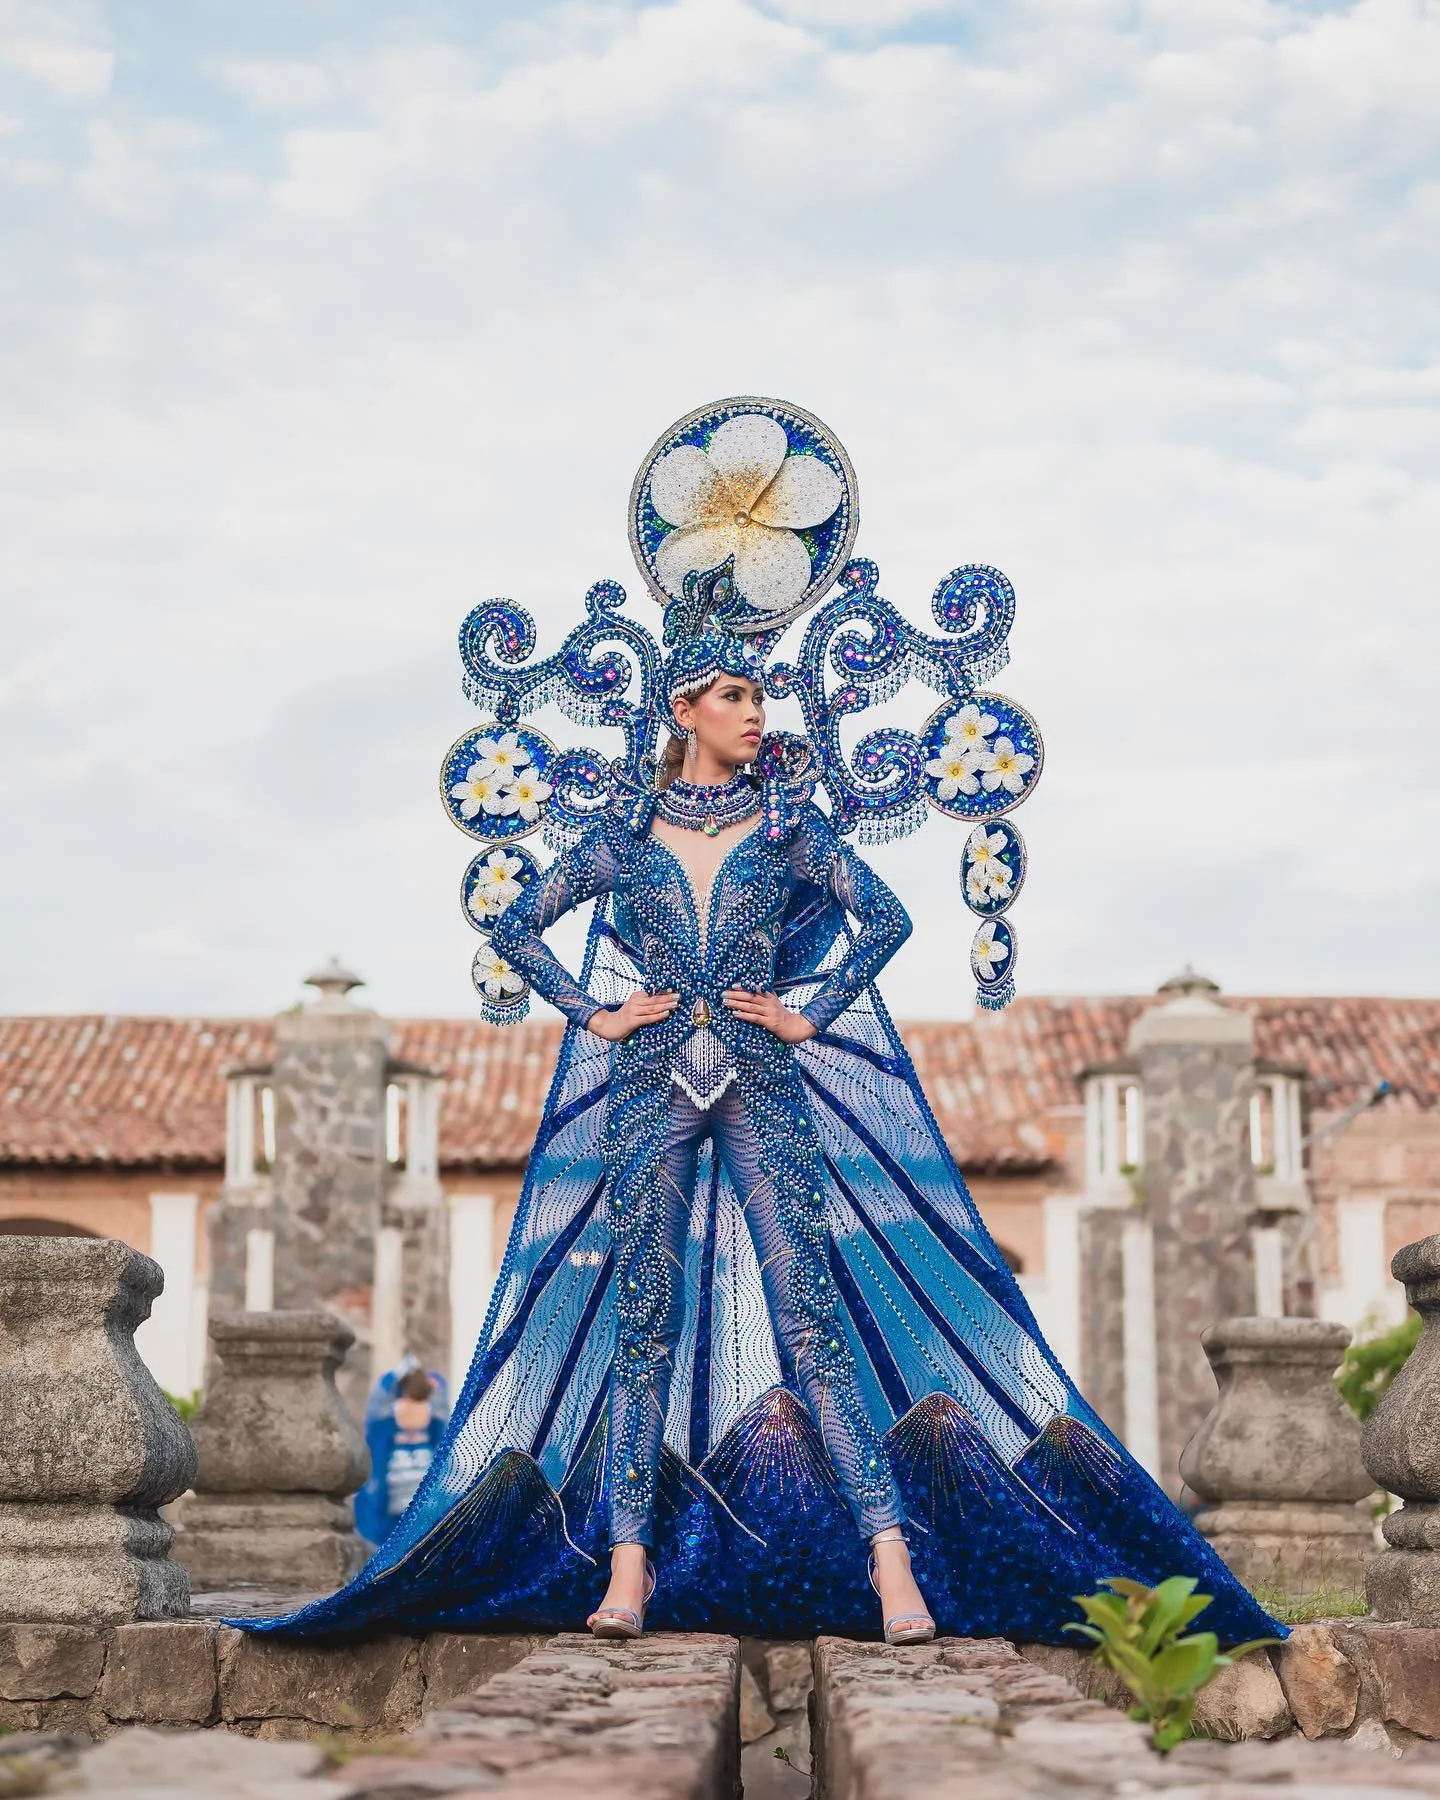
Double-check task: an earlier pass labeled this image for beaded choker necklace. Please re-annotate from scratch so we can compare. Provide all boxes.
[656,773,759,838]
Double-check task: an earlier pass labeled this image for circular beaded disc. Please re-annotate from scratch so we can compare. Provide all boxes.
[920,694,1043,822]
[461,842,542,936]
[440,723,558,844]
[628,396,858,635]
[470,941,530,1018]
[970,917,1017,996]
[960,820,1027,917]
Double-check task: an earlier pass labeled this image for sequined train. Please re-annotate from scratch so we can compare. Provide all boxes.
[238,775,1284,1647]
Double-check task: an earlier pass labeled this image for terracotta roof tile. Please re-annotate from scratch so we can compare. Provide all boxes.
[1,997,1435,1175]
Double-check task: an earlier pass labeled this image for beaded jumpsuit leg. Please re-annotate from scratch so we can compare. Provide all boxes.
[607,1085,904,1548]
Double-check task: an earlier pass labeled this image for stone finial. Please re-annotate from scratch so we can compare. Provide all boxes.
[175,1311,370,1591]
[0,1236,197,1624]
[1131,967,1251,1049]
[1363,1236,1440,1623]
[303,956,365,1010]
[1179,1317,1372,1597]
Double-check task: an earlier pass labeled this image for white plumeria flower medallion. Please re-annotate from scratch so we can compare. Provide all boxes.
[629,396,858,633]
[461,843,540,934]
[970,917,1017,1009]
[470,941,530,1023]
[959,820,1026,917]
[441,721,558,845]
[919,693,1043,822]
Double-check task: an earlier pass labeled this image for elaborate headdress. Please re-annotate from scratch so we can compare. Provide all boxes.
[441,396,1043,1019]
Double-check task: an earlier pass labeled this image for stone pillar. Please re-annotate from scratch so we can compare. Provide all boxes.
[1132,970,1259,1496]
[0,1237,197,1624]
[1179,1317,1372,1597]
[1363,1236,1440,1624]
[175,1311,370,1591]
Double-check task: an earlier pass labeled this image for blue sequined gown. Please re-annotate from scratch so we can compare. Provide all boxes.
[241,787,1282,1645]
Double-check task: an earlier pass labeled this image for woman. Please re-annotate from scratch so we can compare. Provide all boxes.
[239,435,1280,1649]
[489,660,935,1641]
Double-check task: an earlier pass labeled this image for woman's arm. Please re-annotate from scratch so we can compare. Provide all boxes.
[489,823,619,1029]
[790,806,913,1034]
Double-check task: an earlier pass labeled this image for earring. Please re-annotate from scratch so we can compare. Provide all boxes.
[686,728,697,767]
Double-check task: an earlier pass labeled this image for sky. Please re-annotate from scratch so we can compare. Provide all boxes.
[2,0,1438,1022]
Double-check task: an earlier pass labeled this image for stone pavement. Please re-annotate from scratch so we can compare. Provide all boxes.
[812,1634,1440,1800]
[18,1630,1440,1799]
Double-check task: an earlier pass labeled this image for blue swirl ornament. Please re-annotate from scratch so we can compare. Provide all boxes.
[960,820,1026,917]
[461,842,543,936]
[440,723,559,845]
[971,916,1017,1011]
[919,694,1043,823]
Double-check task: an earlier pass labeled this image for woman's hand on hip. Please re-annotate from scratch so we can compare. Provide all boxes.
[586,990,680,1043]
[722,989,816,1044]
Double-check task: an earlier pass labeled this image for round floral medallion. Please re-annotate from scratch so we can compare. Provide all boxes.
[970,916,1016,997]
[470,940,530,1021]
[919,694,1043,822]
[628,396,858,634]
[960,820,1027,917]
[461,842,541,935]
[440,723,558,844]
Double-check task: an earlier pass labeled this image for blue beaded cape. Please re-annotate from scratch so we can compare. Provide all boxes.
[241,784,1282,1647]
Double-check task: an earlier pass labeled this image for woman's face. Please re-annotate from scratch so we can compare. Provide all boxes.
[674,675,765,770]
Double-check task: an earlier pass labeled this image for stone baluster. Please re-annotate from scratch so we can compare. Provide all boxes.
[175,1311,370,1591]
[0,1236,197,1624]
[1363,1236,1440,1623]
[1179,1316,1372,1597]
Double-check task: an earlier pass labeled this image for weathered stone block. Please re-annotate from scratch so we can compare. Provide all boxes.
[99,1619,218,1723]
[0,1237,195,1625]
[762,1641,812,1714]
[178,1493,365,1591]
[1181,1317,1372,1597]
[1188,1653,1292,1741]
[177,1311,368,1591]
[1354,1622,1440,1739]
[217,1624,423,1731]
[418,1631,547,1710]
[0,1623,104,1701]
[1275,1622,1360,1738]
[739,1661,775,1743]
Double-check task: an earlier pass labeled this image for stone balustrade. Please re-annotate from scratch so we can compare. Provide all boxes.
[176,1310,370,1590]
[1178,1315,1373,1597]
[0,1236,196,1626]
[1363,1234,1440,1625]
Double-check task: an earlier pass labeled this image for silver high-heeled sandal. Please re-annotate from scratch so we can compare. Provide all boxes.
[869,1529,935,1646]
[587,1556,657,1640]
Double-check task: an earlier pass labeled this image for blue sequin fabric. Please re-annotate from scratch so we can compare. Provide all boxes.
[238,792,1284,1648]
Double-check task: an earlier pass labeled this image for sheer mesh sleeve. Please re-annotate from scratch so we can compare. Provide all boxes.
[489,820,620,1029]
[790,806,913,1035]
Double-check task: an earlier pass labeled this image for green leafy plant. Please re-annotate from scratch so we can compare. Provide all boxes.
[1336,1312,1420,1422]
[1064,1576,1279,1751]
[161,1389,199,1422]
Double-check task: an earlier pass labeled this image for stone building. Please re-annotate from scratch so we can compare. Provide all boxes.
[2,967,1436,1470]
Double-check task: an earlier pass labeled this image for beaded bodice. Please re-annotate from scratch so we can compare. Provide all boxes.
[489,795,912,1100]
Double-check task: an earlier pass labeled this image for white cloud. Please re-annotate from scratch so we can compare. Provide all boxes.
[0,0,1437,1019]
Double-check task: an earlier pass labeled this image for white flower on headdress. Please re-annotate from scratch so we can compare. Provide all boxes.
[971,923,1010,982]
[966,858,1014,907]
[468,849,526,922]
[966,825,1007,869]
[981,737,1035,796]
[944,705,999,754]
[473,943,525,1001]
[471,731,531,783]
[497,769,553,823]
[925,747,983,801]
[450,765,509,820]
[650,414,842,615]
